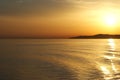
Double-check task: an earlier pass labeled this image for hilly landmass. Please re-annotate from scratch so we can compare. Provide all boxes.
[71,34,120,39]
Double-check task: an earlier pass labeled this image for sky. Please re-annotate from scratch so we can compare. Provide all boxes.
[1,0,120,38]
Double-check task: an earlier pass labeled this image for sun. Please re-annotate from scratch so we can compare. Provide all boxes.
[103,14,117,27]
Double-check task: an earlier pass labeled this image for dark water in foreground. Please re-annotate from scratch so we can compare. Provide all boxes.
[0,39,120,80]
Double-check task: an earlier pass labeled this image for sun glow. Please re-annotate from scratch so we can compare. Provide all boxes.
[103,14,117,27]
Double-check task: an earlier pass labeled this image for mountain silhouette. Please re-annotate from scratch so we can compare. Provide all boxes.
[71,34,120,39]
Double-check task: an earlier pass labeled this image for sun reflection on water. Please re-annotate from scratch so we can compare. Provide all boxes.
[108,39,115,51]
[100,66,110,75]
[99,39,118,80]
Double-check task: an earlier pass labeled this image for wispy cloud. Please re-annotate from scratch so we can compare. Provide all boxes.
[0,0,72,16]
[0,0,120,16]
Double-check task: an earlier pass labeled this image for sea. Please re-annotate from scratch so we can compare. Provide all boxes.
[0,39,120,80]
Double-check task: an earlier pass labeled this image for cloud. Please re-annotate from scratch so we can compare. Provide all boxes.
[0,0,100,16]
[0,0,120,17]
[0,0,73,16]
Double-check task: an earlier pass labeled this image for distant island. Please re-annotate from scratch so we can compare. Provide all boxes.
[71,34,120,39]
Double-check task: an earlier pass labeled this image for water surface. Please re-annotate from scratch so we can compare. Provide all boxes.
[0,39,120,80]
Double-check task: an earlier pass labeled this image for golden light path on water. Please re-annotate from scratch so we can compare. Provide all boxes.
[99,39,120,80]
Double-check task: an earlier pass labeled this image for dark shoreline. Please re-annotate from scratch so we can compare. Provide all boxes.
[71,34,120,39]
[1,34,120,39]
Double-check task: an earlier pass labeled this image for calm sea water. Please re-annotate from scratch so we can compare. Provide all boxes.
[0,39,120,80]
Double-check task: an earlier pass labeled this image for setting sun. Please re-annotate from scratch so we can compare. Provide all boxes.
[103,14,117,27]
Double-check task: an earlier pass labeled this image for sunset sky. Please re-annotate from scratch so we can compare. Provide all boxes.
[1,0,120,38]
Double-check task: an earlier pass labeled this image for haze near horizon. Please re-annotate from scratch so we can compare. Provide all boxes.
[1,0,120,38]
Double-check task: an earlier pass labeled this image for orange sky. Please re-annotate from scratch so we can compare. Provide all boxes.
[0,0,120,38]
